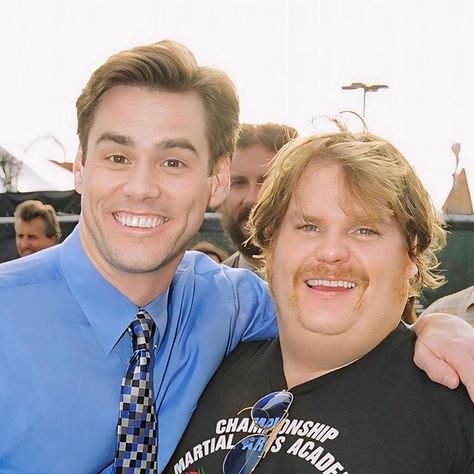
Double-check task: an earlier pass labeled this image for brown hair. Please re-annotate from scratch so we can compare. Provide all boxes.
[14,200,62,242]
[249,131,446,297]
[76,40,240,171]
[237,123,298,153]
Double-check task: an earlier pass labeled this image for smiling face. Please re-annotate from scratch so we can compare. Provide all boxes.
[269,163,415,344]
[15,217,57,257]
[74,85,229,295]
[219,144,275,259]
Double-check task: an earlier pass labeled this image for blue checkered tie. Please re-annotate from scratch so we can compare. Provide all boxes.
[112,309,158,473]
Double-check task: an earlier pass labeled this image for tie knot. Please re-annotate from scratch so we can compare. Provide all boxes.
[129,309,155,353]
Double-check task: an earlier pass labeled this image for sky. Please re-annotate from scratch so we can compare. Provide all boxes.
[0,0,473,208]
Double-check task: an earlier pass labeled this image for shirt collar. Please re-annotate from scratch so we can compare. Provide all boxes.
[59,225,169,355]
[238,253,259,272]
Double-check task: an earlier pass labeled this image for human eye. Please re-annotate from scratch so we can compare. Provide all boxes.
[298,223,321,233]
[230,178,247,188]
[107,154,130,165]
[353,227,380,237]
[162,158,184,168]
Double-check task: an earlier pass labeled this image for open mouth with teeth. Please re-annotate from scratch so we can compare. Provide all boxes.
[114,213,168,229]
[305,279,357,289]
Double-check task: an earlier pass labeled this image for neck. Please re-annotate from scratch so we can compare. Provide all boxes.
[80,233,181,307]
[279,322,398,389]
[102,268,178,307]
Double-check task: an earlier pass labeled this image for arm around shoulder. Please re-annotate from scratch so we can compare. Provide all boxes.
[412,313,474,403]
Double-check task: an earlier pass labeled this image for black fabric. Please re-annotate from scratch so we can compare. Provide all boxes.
[166,324,474,474]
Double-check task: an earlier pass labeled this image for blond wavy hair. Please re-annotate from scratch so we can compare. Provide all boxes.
[248,131,446,297]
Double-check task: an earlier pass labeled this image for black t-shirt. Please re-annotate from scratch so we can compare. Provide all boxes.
[166,324,474,474]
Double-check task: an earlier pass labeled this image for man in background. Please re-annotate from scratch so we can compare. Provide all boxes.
[14,199,61,257]
[190,240,229,263]
[220,123,297,272]
[422,285,474,326]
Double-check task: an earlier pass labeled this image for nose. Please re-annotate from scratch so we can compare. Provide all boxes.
[18,236,29,249]
[243,182,261,207]
[17,237,30,255]
[313,231,350,264]
[122,161,161,201]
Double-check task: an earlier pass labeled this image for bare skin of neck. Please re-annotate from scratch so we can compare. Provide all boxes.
[81,234,183,307]
[279,321,399,389]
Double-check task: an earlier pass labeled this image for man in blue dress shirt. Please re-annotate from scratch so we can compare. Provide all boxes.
[0,40,473,473]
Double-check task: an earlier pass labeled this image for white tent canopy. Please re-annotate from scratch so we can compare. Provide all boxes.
[0,144,74,192]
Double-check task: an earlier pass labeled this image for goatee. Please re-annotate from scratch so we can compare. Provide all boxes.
[221,206,262,260]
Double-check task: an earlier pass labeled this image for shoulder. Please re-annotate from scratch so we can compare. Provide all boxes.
[177,250,268,297]
[222,251,240,268]
[0,244,62,291]
[422,286,474,316]
[225,339,273,364]
[374,325,474,414]
[209,339,279,386]
[184,340,277,413]
[168,252,276,349]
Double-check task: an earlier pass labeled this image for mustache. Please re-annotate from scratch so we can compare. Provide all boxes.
[294,262,370,287]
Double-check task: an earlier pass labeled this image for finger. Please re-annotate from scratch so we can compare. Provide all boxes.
[413,344,460,390]
[465,380,474,404]
[448,351,474,403]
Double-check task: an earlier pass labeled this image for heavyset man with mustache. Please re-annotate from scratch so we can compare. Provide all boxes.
[0,40,473,473]
[167,131,474,474]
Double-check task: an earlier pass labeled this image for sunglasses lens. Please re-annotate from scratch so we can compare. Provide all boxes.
[223,434,267,474]
[251,391,293,429]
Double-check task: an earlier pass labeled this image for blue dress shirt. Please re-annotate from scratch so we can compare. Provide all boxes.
[0,226,277,473]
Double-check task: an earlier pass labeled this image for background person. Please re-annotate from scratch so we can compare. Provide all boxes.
[190,240,229,263]
[14,199,61,257]
[220,123,297,272]
[422,285,474,326]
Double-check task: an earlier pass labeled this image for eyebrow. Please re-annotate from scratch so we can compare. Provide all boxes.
[95,132,134,147]
[296,211,388,226]
[94,133,198,155]
[231,174,248,181]
[157,138,198,155]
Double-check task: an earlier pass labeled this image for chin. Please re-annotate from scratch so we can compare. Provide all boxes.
[298,309,360,337]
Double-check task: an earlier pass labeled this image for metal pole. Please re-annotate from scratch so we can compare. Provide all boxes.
[362,89,367,118]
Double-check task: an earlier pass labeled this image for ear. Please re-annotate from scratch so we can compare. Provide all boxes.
[408,235,419,278]
[46,235,57,246]
[208,155,230,210]
[408,234,418,278]
[74,148,85,195]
